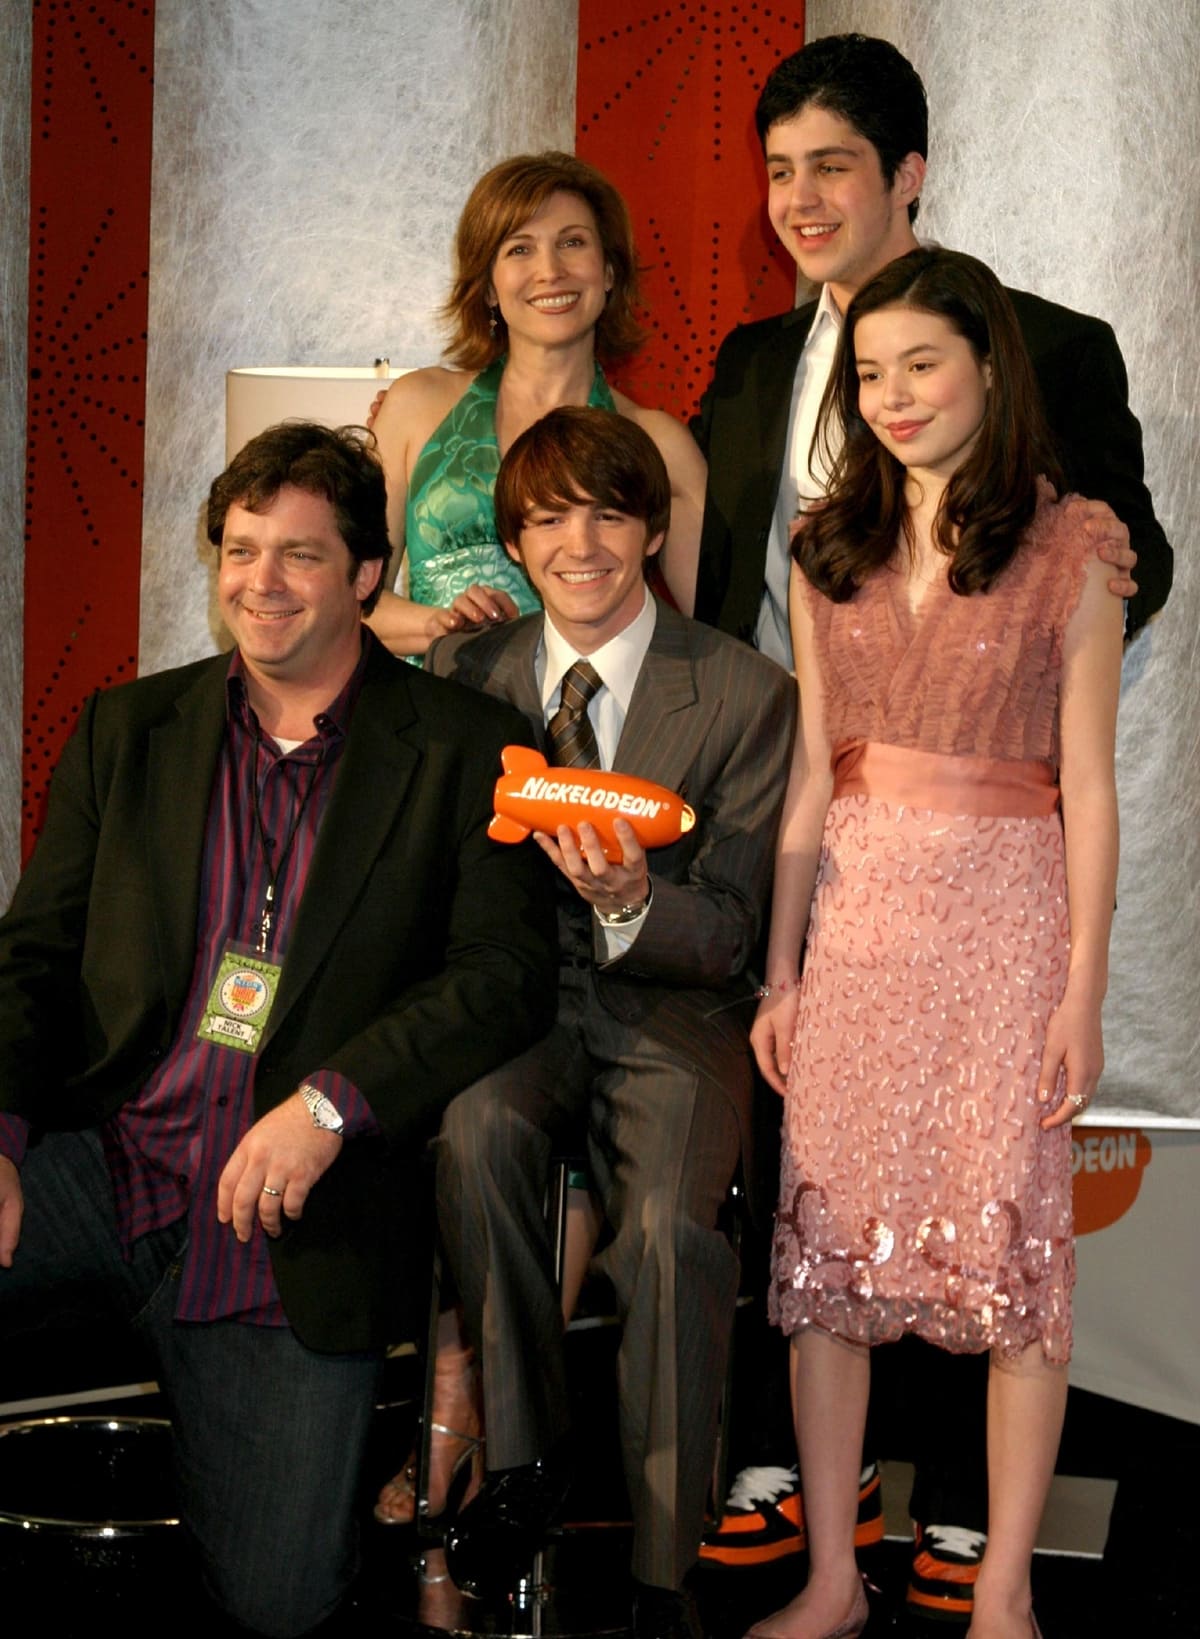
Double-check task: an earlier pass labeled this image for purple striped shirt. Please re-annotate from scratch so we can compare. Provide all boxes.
[1,644,378,1325]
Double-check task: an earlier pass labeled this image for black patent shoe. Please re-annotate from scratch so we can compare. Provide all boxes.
[633,1579,705,1639]
[443,1453,572,1599]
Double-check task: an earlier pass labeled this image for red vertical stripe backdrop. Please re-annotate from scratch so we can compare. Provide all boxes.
[575,0,806,421]
[22,0,155,860]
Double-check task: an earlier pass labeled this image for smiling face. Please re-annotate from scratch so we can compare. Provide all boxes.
[764,104,924,311]
[507,496,661,654]
[218,483,380,697]
[854,306,992,483]
[487,191,613,348]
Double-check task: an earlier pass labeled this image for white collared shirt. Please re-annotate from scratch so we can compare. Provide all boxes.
[538,586,658,768]
[755,283,843,668]
[536,587,659,958]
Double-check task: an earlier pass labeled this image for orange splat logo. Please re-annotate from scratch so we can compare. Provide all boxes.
[1071,1128,1152,1236]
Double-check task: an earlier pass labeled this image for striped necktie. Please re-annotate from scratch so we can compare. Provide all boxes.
[548,660,602,769]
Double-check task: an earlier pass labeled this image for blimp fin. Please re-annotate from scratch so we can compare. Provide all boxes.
[500,744,547,777]
[489,814,531,845]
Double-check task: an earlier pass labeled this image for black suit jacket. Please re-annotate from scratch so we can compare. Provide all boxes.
[693,287,1173,641]
[0,635,558,1351]
[428,601,795,1112]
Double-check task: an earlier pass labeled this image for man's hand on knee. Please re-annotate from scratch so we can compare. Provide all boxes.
[0,1155,24,1268]
[217,1094,342,1243]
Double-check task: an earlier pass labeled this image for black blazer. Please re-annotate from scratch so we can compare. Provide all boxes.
[0,636,558,1351]
[693,287,1173,641]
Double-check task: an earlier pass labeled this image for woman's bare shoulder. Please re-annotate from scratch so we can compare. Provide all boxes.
[373,366,479,475]
[379,364,477,421]
[612,391,706,479]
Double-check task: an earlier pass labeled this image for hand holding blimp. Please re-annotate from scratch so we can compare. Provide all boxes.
[490,745,696,919]
[534,814,650,918]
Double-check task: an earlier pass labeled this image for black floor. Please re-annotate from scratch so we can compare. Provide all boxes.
[1,1328,1194,1638]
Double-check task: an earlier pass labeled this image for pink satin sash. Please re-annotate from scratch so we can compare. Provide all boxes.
[831,739,1060,819]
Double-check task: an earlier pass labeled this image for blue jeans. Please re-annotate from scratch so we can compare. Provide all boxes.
[1,1128,381,1636]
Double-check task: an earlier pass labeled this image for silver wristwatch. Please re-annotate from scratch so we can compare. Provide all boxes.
[594,880,653,927]
[300,1082,344,1134]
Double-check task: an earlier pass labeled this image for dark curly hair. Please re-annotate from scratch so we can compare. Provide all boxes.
[756,34,928,224]
[207,421,390,614]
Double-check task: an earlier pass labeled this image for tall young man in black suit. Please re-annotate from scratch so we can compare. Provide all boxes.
[691,32,1173,1623]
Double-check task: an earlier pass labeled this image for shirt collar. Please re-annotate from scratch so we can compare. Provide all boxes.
[805,281,844,348]
[226,633,370,750]
[539,586,658,717]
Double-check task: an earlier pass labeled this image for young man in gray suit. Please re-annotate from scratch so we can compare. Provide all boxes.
[427,407,795,1639]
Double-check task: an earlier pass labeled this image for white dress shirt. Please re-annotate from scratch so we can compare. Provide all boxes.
[754,283,843,668]
[537,588,658,958]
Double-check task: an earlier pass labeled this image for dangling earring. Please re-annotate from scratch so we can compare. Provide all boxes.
[488,304,499,337]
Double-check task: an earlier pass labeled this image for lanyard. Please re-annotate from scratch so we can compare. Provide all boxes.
[249,724,325,955]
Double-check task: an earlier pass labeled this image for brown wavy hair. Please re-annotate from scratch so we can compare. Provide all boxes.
[440,152,644,371]
[798,248,1063,601]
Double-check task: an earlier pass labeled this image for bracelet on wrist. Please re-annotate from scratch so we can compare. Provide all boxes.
[755,977,801,998]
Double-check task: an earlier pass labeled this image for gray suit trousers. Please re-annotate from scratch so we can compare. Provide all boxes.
[436,966,742,1589]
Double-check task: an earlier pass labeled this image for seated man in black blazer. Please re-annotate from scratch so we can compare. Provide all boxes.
[0,422,557,1638]
[690,31,1173,1622]
[427,408,794,1639]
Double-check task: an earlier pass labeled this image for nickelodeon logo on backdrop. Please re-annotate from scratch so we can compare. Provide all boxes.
[1071,1127,1152,1235]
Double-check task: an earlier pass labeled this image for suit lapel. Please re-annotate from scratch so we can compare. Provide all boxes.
[145,656,231,1012]
[614,603,715,795]
[759,301,814,463]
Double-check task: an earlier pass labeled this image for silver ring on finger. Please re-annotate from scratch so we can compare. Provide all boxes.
[1067,1093,1088,1110]
[261,1185,283,1197]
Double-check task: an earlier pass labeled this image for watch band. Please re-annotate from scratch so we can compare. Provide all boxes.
[299,1082,344,1135]
[594,880,653,927]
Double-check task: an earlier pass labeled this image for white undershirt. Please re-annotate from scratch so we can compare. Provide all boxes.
[755,284,843,668]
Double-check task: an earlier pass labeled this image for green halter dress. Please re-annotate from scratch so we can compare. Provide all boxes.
[404,356,617,614]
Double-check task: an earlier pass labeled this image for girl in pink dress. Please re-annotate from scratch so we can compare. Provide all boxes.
[749,250,1122,1639]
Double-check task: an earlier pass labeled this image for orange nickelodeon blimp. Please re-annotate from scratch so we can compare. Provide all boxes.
[490,746,695,861]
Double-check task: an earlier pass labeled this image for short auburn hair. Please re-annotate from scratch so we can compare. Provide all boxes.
[440,152,644,370]
[494,407,670,549]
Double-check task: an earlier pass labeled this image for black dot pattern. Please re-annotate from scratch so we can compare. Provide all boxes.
[22,1,154,852]
[576,2,805,418]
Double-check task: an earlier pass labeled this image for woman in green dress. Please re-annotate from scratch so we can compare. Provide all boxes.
[366,151,706,657]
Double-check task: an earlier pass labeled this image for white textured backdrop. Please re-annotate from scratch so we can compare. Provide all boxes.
[140,0,577,673]
[810,0,1199,1122]
[0,10,31,906]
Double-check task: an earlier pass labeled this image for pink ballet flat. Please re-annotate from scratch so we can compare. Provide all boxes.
[744,1578,868,1639]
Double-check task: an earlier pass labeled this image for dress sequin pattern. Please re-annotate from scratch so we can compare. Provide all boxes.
[771,493,1093,1364]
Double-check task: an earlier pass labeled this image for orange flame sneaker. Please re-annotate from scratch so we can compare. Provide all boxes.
[699,1463,883,1568]
[906,1522,987,1623]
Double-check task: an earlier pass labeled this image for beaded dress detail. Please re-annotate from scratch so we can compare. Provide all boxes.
[405,357,617,614]
[771,494,1094,1365]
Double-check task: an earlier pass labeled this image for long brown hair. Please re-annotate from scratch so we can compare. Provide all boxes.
[798,248,1063,601]
[441,152,644,371]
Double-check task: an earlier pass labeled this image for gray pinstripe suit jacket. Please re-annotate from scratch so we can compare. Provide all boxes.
[428,599,796,1120]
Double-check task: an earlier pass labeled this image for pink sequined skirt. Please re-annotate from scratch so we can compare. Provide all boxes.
[770,744,1075,1363]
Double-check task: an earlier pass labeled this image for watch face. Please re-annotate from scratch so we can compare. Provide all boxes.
[303,1086,343,1131]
